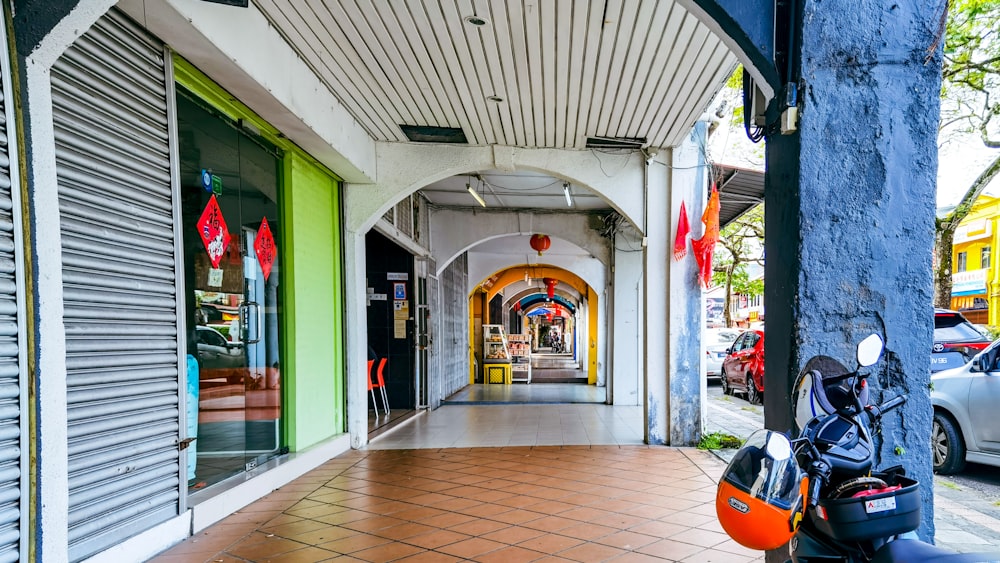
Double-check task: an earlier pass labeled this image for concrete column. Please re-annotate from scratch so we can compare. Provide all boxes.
[667,124,709,446]
[644,152,670,444]
[341,226,369,448]
[763,1,943,540]
[612,225,643,406]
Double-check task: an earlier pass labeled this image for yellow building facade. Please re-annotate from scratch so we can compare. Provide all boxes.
[950,195,1000,325]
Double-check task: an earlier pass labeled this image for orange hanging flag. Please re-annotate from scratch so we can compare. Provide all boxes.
[691,185,721,288]
[673,200,690,261]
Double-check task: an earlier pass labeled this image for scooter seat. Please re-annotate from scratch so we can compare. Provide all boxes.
[871,539,1000,563]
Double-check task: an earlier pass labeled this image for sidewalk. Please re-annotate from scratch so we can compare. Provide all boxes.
[151,443,764,562]
[705,389,1000,553]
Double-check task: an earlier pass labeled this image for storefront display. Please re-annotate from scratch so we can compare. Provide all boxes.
[483,325,511,384]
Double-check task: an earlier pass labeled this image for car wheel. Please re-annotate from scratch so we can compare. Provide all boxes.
[932,412,966,475]
[746,377,761,405]
[720,369,731,395]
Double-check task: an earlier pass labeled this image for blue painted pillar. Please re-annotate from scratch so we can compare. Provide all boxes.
[763,1,943,541]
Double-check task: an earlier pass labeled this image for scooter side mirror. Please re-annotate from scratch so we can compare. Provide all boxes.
[856,334,884,367]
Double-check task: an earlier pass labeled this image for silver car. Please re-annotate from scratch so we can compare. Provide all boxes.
[705,328,741,381]
[931,338,1000,474]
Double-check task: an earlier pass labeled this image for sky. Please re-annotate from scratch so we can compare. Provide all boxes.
[705,107,1000,210]
[937,136,1000,207]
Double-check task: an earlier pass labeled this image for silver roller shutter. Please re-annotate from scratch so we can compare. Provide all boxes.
[0,5,26,563]
[52,10,182,562]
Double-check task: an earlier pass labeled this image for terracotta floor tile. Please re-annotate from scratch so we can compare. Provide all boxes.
[480,526,546,545]
[315,510,379,526]
[679,547,757,562]
[263,518,331,538]
[285,525,360,546]
[388,506,447,522]
[626,520,689,538]
[605,550,672,562]
[555,522,617,541]
[635,538,704,560]
[393,551,462,563]
[435,537,507,559]
[402,529,471,550]
[667,527,730,549]
[447,518,509,536]
[350,540,427,562]
[420,511,478,529]
[371,522,437,541]
[558,541,626,562]
[286,503,353,519]
[516,533,584,554]
[153,445,742,563]
[431,497,483,512]
[521,516,577,533]
[340,515,407,533]
[523,500,576,515]
[317,532,392,554]
[558,506,611,523]
[473,545,548,563]
[592,530,659,550]
[227,535,309,560]
[489,509,546,525]
[262,545,341,562]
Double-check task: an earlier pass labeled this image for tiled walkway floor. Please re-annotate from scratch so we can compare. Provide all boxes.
[150,445,761,562]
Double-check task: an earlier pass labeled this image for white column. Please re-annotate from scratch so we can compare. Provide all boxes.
[644,155,670,443]
[611,227,643,406]
[341,225,369,448]
[667,125,708,445]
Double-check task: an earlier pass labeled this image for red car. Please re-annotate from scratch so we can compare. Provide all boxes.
[721,329,765,404]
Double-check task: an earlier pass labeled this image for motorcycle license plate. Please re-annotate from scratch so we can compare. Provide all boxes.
[864,496,897,514]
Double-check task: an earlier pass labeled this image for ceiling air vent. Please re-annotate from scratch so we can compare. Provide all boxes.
[585,136,646,149]
[400,125,468,144]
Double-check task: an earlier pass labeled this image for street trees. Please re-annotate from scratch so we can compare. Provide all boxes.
[934,0,1000,307]
[712,203,764,327]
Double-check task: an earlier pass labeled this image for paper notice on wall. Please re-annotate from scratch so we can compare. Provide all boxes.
[393,300,409,319]
[394,319,407,338]
[207,268,224,288]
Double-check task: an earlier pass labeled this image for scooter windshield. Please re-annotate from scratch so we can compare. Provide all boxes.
[721,430,803,510]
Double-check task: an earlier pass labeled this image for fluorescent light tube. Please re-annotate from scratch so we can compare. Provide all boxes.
[563,183,573,207]
[467,183,487,207]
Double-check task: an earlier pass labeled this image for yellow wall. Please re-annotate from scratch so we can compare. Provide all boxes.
[951,195,1000,325]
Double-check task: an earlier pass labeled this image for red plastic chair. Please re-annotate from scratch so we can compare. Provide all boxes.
[367,359,382,416]
[374,358,389,414]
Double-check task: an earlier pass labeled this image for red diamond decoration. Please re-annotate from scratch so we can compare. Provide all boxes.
[254,216,277,282]
[196,195,230,268]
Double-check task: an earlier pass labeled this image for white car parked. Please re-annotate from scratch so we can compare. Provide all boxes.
[705,328,741,381]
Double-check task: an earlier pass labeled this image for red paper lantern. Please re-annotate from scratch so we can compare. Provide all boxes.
[543,277,558,299]
[529,234,551,256]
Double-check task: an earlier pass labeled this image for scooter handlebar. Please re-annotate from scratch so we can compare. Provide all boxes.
[866,395,906,420]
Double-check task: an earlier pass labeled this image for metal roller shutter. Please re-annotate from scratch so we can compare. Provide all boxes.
[0,7,26,563]
[51,10,182,561]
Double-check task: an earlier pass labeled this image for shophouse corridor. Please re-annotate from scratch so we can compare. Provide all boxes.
[150,404,760,562]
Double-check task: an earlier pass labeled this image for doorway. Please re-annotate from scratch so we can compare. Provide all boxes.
[177,89,285,490]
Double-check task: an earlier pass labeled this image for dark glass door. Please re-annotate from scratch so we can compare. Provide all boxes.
[177,89,283,491]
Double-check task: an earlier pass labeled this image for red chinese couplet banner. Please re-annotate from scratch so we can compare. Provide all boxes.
[196,195,231,268]
[254,216,277,281]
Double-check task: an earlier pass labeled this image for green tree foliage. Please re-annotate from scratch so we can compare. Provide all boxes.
[712,204,764,327]
[935,0,1000,307]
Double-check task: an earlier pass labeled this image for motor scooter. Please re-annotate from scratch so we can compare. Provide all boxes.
[717,334,1000,562]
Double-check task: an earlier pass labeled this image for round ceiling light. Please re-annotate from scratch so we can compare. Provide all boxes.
[464,15,489,26]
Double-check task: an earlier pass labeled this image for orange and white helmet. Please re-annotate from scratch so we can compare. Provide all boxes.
[715,430,808,551]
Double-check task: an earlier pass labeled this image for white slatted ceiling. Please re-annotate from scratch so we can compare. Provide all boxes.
[254,0,736,149]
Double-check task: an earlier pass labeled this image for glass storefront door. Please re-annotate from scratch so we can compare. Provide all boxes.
[177,89,284,490]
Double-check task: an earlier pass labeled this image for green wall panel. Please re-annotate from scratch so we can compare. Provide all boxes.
[283,153,345,449]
